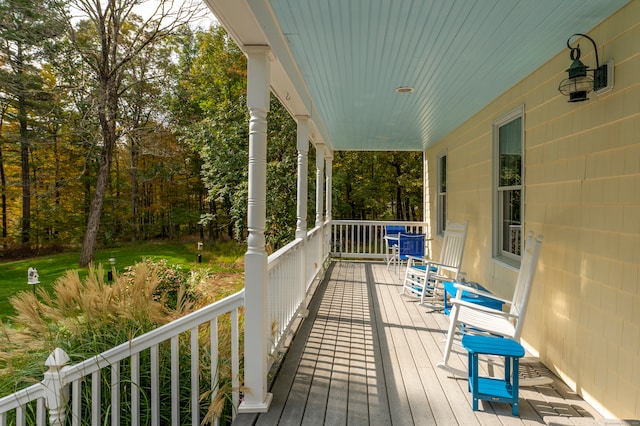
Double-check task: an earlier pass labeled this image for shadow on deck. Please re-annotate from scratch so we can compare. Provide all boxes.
[235,261,634,425]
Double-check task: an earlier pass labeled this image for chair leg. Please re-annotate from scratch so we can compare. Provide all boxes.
[400,261,413,289]
[419,279,436,304]
[386,247,396,270]
[401,264,423,298]
[437,304,465,376]
[419,278,443,310]
[400,267,408,295]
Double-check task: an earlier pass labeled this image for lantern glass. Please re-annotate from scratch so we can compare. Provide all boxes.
[559,74,594,101]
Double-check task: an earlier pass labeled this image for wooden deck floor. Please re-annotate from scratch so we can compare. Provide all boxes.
[234,261,623,425]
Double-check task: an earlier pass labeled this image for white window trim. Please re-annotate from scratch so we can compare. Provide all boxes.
[492,105,525,268]
[436,151,447,236]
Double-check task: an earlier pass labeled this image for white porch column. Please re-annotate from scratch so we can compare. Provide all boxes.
[239,45,273,413]
[315,144,325,228]
[295,117,310,317]
[423,151,432,257]
[295,117,310,239]
[325,152,333,222]
[423,152,431,222]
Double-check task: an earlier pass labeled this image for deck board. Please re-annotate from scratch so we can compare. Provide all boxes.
[235,261,614,425]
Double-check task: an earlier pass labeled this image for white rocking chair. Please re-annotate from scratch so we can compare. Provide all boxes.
[401,222,468,306]
[437,232,543,377]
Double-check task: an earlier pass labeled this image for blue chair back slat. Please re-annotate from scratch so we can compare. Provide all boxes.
[385,225,406,234]
[399,233,425,259]
[385,226,406,247]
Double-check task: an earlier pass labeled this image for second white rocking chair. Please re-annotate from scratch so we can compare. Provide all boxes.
[437,232,543,377]
[401,221,468,306]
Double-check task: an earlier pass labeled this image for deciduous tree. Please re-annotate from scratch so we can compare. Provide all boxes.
[46,0,204,265]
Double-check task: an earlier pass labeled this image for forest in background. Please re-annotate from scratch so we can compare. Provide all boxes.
[0,0,423,264]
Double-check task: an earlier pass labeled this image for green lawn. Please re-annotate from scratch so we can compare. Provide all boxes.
[0,240,246,320]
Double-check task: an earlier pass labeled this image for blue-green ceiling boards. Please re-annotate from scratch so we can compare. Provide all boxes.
[204,0,629,152]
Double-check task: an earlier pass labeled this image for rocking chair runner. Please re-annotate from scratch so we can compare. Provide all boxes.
[437,231,543,377]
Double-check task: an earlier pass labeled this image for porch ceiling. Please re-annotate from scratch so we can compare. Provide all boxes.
[203,0,628,152]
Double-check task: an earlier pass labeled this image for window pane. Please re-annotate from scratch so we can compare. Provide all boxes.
[437,155,447,234]
[439,155,447,192]
[438,193,447,232]
[501,189,521,255]
[499,118,521,187]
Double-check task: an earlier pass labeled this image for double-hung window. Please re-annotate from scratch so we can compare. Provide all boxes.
[493,107,524,264]
[437,153,447,235]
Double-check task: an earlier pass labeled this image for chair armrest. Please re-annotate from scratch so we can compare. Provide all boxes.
[451,298,517,318]
[426,260,461,270]
[453,283,511,304]
[407,257,445,269]
[407,255,426,262]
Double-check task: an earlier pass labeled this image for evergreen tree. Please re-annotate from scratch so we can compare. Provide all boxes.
[0,0,63,244]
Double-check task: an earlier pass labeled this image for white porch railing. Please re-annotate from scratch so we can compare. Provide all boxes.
[267,237,304,359]
[1,220,437,423]
[306,225,326,291]
[330,220,429,259]
[0,222,333,424]
[0,291,244,426]
[266,223,328,362]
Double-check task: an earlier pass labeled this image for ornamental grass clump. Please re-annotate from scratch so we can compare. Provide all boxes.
[0,263,170,394]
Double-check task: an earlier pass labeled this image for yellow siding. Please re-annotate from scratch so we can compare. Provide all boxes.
[426,1,640,419]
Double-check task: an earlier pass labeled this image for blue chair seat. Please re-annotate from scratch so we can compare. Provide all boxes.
[410,264,438,273]
[442,281,504,315]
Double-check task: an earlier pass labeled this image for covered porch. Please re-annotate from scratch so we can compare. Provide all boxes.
[236,261,611,425]
[203,0,640,420]
[1,0,639,423]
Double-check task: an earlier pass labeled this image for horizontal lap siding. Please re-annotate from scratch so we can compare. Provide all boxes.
[425,1,640,418]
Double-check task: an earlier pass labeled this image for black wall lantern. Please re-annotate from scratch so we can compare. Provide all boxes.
[558,33,613,102]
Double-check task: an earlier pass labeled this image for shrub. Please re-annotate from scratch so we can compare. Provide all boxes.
[122,258,205,311]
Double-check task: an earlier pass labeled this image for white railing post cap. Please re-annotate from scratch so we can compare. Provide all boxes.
[45,348,70,369]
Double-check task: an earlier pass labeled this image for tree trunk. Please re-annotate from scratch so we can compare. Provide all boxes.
[53,131,60,206]
[79,140,114,266]
[0,105,8,242]
[79,80,117,267]
[0,140,7,243]
[0,147,7,246]
[393,161,403,221]
[18,46,31,244]
[20,126,30,243]
[395,185,402,220]
[52,126,60,240]
[30,150,39,245]
[130,139,139,242]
